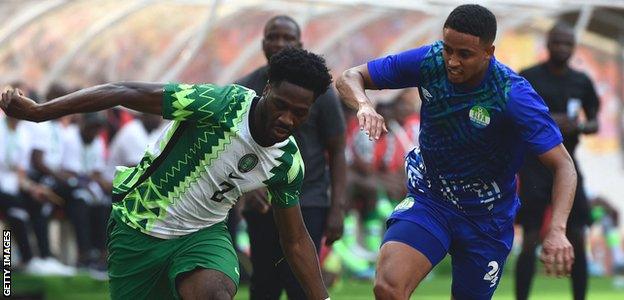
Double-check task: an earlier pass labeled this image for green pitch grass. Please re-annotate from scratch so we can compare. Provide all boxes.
[12,272,621,300]
[234,275,623,300]
[10,258,624,300]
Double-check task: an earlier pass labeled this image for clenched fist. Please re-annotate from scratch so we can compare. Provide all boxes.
[1,87,39,121]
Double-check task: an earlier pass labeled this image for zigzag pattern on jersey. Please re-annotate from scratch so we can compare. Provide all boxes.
[263,137,304,207]
[117,84,252,231]
[416,41,512,181]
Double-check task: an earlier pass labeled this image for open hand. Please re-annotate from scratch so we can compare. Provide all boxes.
[356,103,387,141]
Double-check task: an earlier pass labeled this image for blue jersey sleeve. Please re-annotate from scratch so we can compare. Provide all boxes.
[507,80,563,155]
[367,45,431,89]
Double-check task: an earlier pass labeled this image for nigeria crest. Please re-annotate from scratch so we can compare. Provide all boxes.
[238,153,259,173]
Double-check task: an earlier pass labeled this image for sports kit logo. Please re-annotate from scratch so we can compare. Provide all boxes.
[421,88,433,102]
[469,105,490,128]
[394,196,415,212]
[238,154,258,173]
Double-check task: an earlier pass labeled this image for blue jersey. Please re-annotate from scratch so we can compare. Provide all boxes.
[368,41,562,216]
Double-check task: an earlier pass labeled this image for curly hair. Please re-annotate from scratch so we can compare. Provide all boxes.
[267,47,332,98]
[444,4,497,45]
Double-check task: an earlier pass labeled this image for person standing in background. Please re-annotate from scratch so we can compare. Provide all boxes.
[515,22,600,300]
[15,82,77,275]
[235,15,347,300]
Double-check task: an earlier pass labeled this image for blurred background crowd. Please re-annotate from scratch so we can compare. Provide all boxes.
[1,0,624,299]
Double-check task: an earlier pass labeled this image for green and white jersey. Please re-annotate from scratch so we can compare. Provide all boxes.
[111,83,304,239]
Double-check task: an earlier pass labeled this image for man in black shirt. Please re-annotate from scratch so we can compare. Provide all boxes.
[235,15,347,300]
[515,23,600,300]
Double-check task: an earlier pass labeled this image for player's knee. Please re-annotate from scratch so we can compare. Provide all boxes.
[373,279,405,300]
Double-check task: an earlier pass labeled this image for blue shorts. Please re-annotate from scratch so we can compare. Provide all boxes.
[383,195,517,300]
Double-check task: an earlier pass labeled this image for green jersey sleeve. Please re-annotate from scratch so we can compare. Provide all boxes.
[162,83,252,123]
[265,138,305,208]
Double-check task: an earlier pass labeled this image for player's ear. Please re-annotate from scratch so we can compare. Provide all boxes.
[486,44,495,58]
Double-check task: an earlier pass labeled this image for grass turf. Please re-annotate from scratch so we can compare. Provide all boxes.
[11,272,622,299]
[235,275,623,300]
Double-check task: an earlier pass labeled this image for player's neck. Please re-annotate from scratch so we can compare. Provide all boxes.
[249,96,273,147]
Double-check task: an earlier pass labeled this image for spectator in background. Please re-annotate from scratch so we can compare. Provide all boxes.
[588,196,624,278]
[515,22,600,300]
[346,101,392,252]
[378,90,420,202]
[13,82,76,275]
[0,114,71,275]
[343,91,419,253]
[235,15,347,300]
[61,112,110,274]
[25,83,79,267]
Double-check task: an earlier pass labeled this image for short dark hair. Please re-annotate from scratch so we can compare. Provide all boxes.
[444,4,497,45]
[264,15,301,39]
[268,47,332,98]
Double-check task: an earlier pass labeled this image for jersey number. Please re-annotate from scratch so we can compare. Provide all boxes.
[483,261,500,287]
[210,181,235,202]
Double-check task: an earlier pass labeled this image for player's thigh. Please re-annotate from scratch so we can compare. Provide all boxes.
[106,217,174,300]
[376,219,448,297]
[177,268,236,300]
[171,222,239,298]
[450,223,514,299]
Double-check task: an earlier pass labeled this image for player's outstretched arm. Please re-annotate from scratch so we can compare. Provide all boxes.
[537,143,577,277]
[336,64,387,141]
[273,204,329,300]
[1,82,164,122]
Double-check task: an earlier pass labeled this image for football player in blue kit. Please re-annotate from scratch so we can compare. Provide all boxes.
[336,4,577,300]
